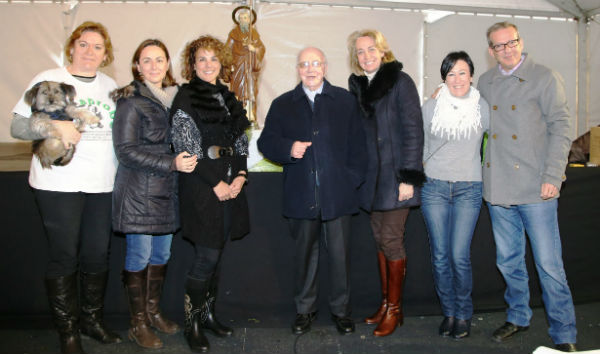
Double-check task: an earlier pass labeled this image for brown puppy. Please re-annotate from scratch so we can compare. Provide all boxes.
[25,81,102,168]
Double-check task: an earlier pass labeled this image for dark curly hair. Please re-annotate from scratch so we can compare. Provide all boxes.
[180,35,232,83]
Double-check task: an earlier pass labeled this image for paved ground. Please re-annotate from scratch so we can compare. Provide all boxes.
[1,302,599,354]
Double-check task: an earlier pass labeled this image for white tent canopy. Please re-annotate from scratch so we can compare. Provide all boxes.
[1,0,598,142]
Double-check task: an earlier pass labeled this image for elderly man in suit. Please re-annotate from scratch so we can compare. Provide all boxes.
[258,47,367,336]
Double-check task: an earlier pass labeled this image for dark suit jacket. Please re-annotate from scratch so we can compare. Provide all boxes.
[258,80,367,220]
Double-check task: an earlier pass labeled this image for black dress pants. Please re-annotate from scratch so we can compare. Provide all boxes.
[288,215,351,317]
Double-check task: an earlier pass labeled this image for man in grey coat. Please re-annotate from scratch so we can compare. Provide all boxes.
[477,21,577,352]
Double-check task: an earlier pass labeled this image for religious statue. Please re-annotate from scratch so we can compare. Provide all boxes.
[226,6,266,124]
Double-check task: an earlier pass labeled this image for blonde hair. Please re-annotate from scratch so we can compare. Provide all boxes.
[180,35,233,82]
[347,29,395,75]
[65,21,114,67]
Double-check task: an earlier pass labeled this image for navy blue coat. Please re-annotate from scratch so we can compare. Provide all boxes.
[258,80,367,221]
[349,61,425,212]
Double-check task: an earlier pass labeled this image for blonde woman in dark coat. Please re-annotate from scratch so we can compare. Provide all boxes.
[347,29,425,337]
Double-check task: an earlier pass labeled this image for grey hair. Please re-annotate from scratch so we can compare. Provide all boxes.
[296,47,327,65]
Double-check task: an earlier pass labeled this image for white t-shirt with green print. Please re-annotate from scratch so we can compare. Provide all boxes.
[13,67,118,192]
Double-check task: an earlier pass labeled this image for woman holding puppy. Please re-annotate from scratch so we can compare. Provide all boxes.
[111,39,196,349]
[11,21,121,354]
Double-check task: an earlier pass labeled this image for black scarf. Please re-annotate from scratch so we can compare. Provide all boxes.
[187,77,250,141]
[348,60,403,120]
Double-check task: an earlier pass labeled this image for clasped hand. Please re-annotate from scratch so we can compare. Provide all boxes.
[213,175,246,201]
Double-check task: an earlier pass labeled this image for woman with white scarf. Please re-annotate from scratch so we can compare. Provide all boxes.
[421,51,489,340]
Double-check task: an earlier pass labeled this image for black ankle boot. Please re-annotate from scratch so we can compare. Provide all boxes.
[79,271,122,344]
[185,277,210,353]
[46,273,85,354]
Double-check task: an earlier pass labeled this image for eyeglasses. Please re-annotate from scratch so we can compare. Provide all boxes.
[490,38,520,52]
[297,60,325,69]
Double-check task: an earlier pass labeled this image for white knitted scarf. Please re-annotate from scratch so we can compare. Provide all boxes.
[431,83,481,140]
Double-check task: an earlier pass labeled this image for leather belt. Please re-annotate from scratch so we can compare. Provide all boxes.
[207,145,234,159]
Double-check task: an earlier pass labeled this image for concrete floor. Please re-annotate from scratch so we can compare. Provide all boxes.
[1,302,599,354]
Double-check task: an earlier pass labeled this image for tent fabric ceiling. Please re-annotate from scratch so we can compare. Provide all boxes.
[259,0,599,19]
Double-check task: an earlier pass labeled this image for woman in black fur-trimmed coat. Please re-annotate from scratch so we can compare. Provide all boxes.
[170,35,250,352]
[347,29,424,337]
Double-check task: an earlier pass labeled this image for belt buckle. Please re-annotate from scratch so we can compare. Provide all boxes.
[207,145,233,159]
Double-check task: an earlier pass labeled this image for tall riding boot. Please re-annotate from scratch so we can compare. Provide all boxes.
[184,277,210,353]
[202,274,233,337]
[146,264,180,334]
[79,271,122,343]
[365,252,388,324]
[374,258,406,337]
[45,272,85,354]
[123,267,162,349]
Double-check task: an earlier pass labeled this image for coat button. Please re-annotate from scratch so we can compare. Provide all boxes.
[486,162,490,167]
[512,134,517,140]
[493,105,498,110]
[492,134,497,139]
[519,78,524,82]
[512,105,516,110]
[514,164,519,169]
[313,130,319,136]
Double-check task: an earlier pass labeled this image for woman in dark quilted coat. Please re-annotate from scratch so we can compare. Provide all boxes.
[112,39,197,349]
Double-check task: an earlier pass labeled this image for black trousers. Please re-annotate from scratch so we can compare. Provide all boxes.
[33,189,112,278]
[288,215,351,317]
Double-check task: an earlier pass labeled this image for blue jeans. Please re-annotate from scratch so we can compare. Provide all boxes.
[421,178,482,320]
[125,234,173,272]
[488,200,577,344]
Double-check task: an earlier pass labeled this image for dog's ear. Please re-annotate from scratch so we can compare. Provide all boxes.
[61,83,77,104]
[24,82,43,107]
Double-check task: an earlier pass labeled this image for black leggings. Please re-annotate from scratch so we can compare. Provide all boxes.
[188,201,231,281]
[33,189,112,278]
[188,245,222,281]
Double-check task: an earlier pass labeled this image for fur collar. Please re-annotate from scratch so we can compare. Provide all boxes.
[349,61,403,119]
[184,77,250,141]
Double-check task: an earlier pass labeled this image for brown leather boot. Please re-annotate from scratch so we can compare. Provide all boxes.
[147,264,180,334]
[365,252,388,324]
[373,258,406,337]
[123,267,162,349]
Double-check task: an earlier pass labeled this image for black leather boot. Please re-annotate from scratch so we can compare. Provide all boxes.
[79,271,122,344]
[185,277,210,353]
[45,273,85,354]
[202,274,233,337]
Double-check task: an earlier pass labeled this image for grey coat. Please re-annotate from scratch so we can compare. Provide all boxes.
[477,54,572,205]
